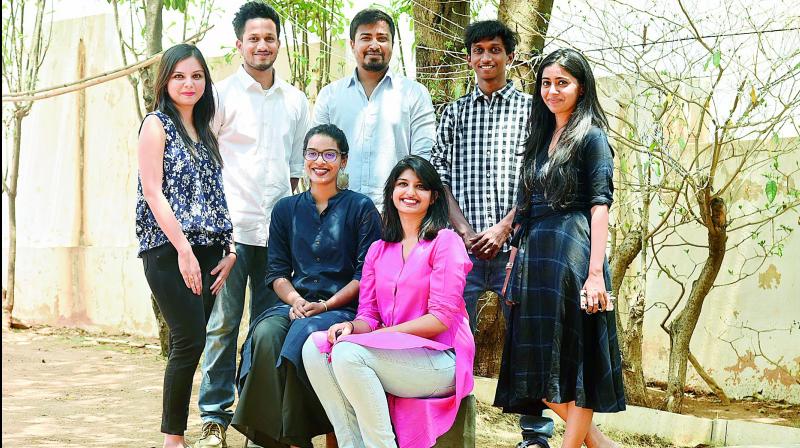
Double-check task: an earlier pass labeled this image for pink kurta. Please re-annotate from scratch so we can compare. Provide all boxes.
[311,229,475,448]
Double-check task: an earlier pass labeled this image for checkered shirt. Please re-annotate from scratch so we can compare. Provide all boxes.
[431,82,532,241]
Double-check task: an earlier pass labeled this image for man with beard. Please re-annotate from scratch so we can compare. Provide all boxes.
[195,3,310,447]
[312,8,436,209]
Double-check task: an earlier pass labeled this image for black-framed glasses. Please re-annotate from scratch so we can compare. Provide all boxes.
[304,149,341,162]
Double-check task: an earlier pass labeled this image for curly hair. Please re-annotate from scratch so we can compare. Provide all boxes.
[233,1,281,39]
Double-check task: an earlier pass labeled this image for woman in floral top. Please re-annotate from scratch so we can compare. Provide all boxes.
[135,43,235,448]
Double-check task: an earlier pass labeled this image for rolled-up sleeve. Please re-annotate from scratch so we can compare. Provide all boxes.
[265,200,293,289]
[428,231,472,329]
[584,134,614,207]
[355,243,382,331]
[431,103,455,186]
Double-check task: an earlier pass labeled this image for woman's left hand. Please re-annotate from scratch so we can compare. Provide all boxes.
[581,272,608,314]
[210,253,237,295]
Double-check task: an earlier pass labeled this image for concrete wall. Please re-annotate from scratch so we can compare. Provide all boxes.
[2,12,798,403]
[1,13,353,336]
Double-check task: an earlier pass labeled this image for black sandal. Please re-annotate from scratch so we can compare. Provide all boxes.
[516,436,550,448]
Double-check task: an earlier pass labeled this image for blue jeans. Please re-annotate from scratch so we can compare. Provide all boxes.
[463,251,510,333]
[463,250,553,441]
[198,243,279,427]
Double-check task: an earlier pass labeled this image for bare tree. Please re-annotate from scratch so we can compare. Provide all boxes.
[571,0,800,411]
[2,0,52,329]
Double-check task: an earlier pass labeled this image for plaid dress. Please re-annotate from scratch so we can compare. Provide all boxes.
[494,127,626,415]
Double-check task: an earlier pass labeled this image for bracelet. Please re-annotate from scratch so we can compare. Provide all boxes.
[318,300,328,312]
[347,321,355,332]
[223,246,237,257]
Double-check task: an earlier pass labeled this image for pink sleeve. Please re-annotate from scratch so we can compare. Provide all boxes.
[355,242,381,331]
[428,231,472,328]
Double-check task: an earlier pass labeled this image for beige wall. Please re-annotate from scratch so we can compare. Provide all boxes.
[2,13,798,403]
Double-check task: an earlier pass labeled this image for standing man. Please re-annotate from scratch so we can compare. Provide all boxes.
[430,20,553,448]
[313,8,436,208]
[196,3,310,447]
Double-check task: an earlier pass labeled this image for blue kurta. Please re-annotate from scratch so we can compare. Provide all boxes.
[238,188,382,391]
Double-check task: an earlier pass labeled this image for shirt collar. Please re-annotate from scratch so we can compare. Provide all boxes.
[471,80,516,103]
[235,65,286,93]
[347,67,395,89]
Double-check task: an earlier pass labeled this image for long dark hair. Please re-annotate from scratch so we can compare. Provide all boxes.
[151,44,222,166]
[381,156,449,243]
[521,48,608,210]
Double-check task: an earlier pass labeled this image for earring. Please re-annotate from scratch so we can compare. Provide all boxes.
[336,171,350,190]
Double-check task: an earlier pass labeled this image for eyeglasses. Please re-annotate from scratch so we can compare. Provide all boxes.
[304,149,341,162]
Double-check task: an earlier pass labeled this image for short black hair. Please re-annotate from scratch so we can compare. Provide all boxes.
[303,124,350,155]
[381,156,449,243]
[233,1,281,40]
[463,20,517,54]
[349,8,395,42]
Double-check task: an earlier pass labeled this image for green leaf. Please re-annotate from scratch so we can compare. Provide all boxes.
[765,179,778,204]
[713,49,721,68]
[678,137,687,150]
[772,132,780,145]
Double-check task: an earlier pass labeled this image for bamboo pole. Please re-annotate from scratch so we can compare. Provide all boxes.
[2,26,211,103]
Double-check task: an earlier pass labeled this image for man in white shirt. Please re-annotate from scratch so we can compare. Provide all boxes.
[195,3,310,447]
[312,8,436,208]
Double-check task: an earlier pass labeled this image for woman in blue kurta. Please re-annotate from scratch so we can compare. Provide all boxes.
[231,124,382,448]
[494,49,625,448]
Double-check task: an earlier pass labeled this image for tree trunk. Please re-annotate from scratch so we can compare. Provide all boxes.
[141,0,164,111]
[609,229,649,406]
[3,111,26,329]
[139,0,170,355]
[474,291,505,377]
[412,0,470,111]
[498,0,553,94]
[664,195,727,412]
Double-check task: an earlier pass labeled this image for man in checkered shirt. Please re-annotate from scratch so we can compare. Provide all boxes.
[431,20,555,448]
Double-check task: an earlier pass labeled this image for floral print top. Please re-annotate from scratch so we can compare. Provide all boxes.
[135,111,233,256]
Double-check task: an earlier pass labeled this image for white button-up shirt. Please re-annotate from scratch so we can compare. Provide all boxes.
[312,69,436,208]
[213,67,310,246]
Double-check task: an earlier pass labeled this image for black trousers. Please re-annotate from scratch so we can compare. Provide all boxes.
[142,243,222,435]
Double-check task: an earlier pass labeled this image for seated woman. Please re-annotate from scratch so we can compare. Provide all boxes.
[231,124,382,448]
[303,155,475,448]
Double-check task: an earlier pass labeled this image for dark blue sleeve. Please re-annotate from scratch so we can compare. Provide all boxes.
[352,200,382,281]
[583,131,614,207]
[266,199,293,289]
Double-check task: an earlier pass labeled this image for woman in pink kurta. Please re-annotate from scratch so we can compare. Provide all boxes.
[302,155,475,448]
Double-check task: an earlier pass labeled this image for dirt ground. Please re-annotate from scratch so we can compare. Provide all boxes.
[6,324,772,448]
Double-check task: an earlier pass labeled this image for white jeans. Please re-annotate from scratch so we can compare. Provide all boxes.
[302,338,456,448]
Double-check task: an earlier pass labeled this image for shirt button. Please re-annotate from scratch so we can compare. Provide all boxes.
[313,279,319,283]
[316,257,321,262]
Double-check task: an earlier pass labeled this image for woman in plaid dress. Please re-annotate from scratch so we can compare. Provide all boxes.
[494,49,625,448]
